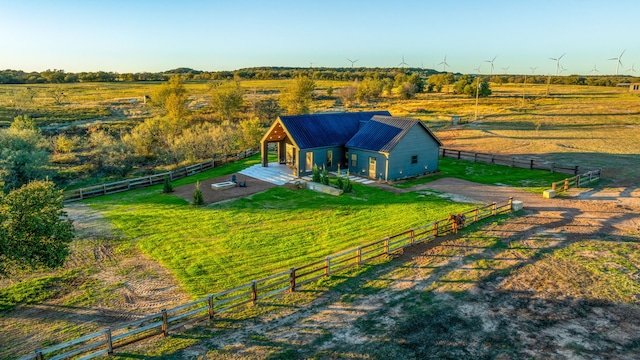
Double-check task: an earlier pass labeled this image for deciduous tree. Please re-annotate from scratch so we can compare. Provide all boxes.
[280,75,315,114]
[0,180,75,275]
[0,116,50,191]
[210,81,244,121]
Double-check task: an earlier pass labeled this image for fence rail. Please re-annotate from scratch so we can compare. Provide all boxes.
[551,169,601,193]
[19,199,516,360]
[439,147,597,175]
[62,148,259,203]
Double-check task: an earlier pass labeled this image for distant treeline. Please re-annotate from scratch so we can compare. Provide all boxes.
[0,67,637,86]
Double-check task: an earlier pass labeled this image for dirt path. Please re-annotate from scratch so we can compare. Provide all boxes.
[177,179,640,359]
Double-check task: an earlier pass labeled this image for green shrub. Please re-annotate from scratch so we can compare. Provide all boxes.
[321,167,329,185]
[312,163,321,183]
[163,175,174,193]
[193,181,204,206]
[342,171,353,193]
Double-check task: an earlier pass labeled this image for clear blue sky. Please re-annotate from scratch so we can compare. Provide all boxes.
[1,0,638,75]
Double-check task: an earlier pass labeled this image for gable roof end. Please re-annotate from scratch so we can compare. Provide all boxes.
[346,116,442,152]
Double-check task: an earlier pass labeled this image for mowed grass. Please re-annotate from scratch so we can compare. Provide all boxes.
[89,183,474,298]
[395,157,568,190]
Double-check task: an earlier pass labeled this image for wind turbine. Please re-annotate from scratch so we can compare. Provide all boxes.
[590,64,599,74]
[347,58,359,68]
[398,55,408,69]
[485,56,497,81]
[627,63,636,75]
[608,49,625,75]
[560,65,568,74]
[530,66,537,75]
[438,55,449,72]
[501,66,510,74]
[549,53,565,76]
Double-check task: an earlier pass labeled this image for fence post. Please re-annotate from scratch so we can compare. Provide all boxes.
[251,280,258,304]
[356,246,362,265]
[576,174,581,188]
[149,175,152,185]
[410,229,415,245]
[574,165,579,175]
[103,184,107,195]
[564,179,569,192]
[433,221,439,236]
[457,150,461,159]
[530,159,534,169]
[384,237,390,255]
[169,171,173,182]
[105,328,113,355]
[511,157,515,167]
[128,180,131,190]
[474,153,478,162]
[325,257,331,277]
[550,162,555,173]
[207,294,214,319]
[35,350,43,360]
[161,309,168,336]
[492,202,497,215]
[79,189,83,200]
[508,197,513,210]
[442,148,446,157]
[185,167,188,177]
[491,154,495,164]
[211,159,215,168]
[289,268,296,292]
[588,171,592,183]
[474,208,479,222]
[552,182,556,191]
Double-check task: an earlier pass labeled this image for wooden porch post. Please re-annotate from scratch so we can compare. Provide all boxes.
[261,140,269,167]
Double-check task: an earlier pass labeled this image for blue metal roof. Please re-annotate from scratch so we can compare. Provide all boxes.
[346,116,443,152]
[278,111,391,149]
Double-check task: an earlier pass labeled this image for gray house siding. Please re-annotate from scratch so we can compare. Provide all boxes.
[347,149,388,180]
[387,125,440,180]
[298,146,344,176]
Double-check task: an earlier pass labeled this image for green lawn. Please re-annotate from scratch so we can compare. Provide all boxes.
[395,157,569,191]
[85,154,569,298]
[89,182,475,298]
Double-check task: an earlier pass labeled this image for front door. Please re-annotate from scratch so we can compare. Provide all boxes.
[369,157,376,179]
[286,143,296,166]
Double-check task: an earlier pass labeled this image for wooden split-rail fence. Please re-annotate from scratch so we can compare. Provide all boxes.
[19,199,516,360]
[551,169,601,194]
[62,148,259,203]
[440,148,602,194]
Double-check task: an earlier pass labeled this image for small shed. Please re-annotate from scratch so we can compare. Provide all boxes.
[630,83,640,92]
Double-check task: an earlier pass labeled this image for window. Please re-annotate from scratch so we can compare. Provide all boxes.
[326,150,333,168]
[411,155,418,164]
[306,152,313,172]
[351,153,358,168]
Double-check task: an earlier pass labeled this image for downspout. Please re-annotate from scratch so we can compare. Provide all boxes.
[384,153,389,182]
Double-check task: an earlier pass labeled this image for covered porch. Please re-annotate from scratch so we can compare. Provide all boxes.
[260,121,298,172]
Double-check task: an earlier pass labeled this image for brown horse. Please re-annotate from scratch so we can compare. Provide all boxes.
[448,213,466,234]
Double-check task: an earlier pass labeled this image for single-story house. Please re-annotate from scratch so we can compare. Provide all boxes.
[260,111,442,181]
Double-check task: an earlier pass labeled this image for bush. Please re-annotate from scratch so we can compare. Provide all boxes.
[162,175,173,193]
[321,167,329,185]
[312,163,321,183]
[193,181,204,206]
[342,172,353,193]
